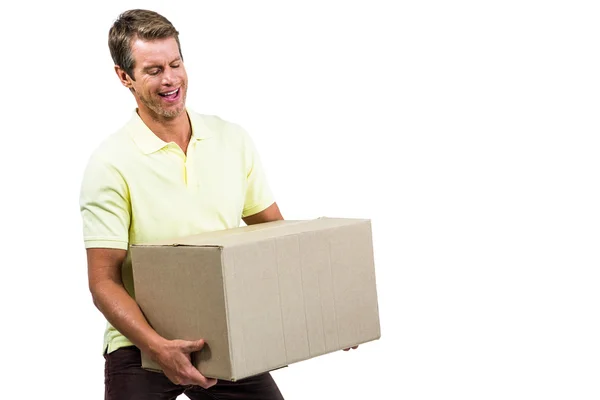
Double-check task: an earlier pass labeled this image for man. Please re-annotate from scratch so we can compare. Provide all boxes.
[80,9,285,399]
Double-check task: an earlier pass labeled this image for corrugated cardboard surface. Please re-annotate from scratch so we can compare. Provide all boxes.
[131,218,380,381]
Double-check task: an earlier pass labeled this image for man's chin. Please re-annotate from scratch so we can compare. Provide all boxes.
[161,108,185,119]
[149,104,185,119]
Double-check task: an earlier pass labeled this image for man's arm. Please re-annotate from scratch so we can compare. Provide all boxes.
[242,202,284,225]
[81,150,218,386]
[87,248,217,388]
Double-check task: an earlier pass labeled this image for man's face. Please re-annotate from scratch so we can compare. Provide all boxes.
[126,37,188,120]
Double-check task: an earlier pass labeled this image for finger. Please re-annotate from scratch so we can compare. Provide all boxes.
[187,367,218,389]
[204,377,218,389]
[182,339,206,353]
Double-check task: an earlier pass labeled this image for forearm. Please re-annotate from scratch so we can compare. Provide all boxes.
[243,202,283,225]
[92,279,166,357]
[91,277,216,387]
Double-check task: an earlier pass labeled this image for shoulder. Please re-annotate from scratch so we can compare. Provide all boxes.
[83,122,136,178]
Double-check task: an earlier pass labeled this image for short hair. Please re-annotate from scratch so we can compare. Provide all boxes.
[108,9,183,80]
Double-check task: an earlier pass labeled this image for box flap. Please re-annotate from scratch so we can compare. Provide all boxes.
[132,218,368,248]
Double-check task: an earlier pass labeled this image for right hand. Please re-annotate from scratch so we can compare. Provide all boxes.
[152,338,218,388]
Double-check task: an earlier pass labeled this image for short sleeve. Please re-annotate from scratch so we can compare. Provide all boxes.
[79,154,131,249]
[240,130,275,218]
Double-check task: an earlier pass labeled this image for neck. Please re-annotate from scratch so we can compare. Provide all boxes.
[137,106,191,153]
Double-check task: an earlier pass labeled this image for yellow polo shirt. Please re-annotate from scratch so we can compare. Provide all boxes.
[79,108,274,354]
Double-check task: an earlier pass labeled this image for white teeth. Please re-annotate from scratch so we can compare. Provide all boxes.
[161,89,178,96]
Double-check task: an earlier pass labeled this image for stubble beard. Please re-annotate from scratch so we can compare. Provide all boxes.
[139,86,187,120]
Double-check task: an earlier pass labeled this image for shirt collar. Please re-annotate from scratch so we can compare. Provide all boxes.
[128,108,214,155]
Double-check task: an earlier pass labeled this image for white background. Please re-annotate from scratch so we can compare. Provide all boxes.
[1,1,599,399]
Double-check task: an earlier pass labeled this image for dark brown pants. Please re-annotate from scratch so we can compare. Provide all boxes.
[104,346,285,400]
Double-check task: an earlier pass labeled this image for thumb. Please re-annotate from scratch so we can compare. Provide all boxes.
[183,339,206,353]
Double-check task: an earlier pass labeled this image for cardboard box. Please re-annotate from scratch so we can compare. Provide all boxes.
[131,217,381,381]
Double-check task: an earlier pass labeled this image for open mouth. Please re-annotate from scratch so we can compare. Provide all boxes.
[158,88,180,101]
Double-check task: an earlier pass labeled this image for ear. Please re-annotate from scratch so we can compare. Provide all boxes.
[114,65,134,89]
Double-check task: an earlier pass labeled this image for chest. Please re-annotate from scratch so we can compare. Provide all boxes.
[126,139,247,242]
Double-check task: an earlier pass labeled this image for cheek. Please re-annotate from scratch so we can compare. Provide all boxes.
[140,79,160,94]
[178,70,188,84]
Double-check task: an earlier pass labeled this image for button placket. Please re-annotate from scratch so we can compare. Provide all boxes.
[184,140,197,190]
[166,143,188,186]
